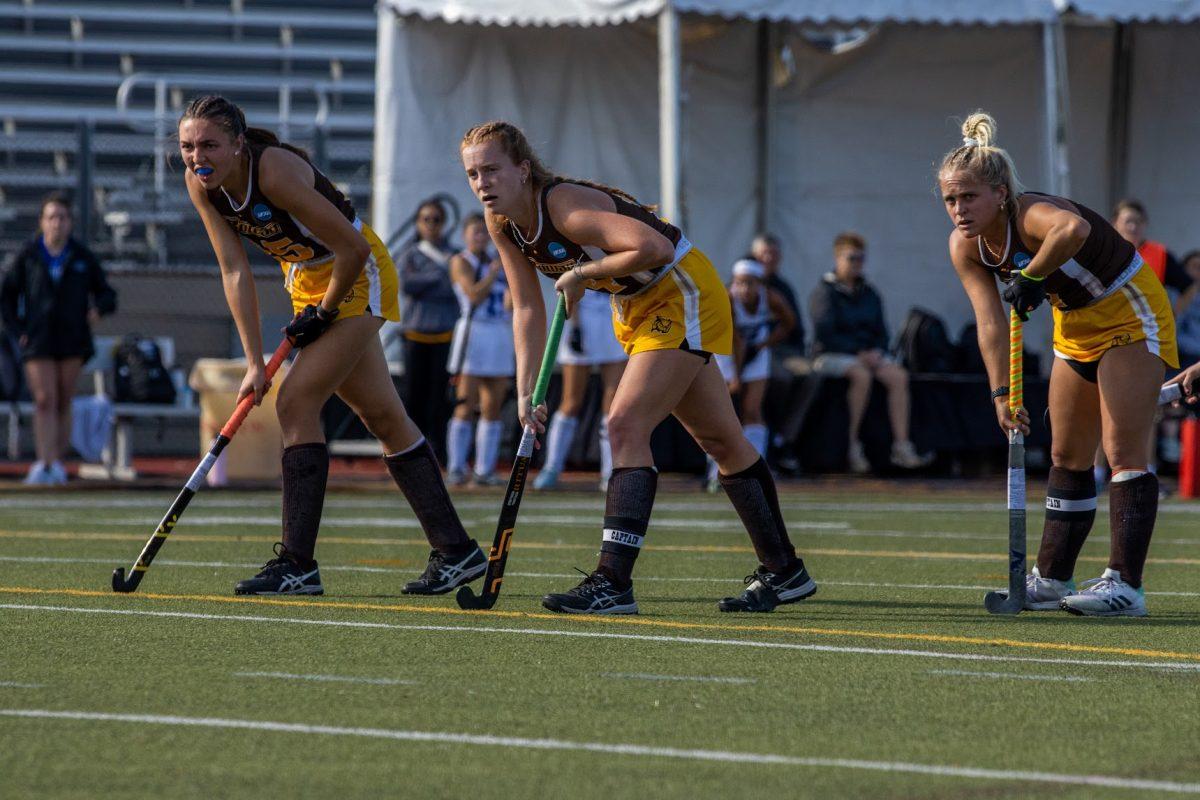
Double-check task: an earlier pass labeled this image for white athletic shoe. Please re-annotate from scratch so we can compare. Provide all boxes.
[533,469,559,490]
[446,469,468,487]
[1023,565,1075,610]
[890,440,934,469]
[22,462,50,486]
[47,461,68,485]
[1060,569,1147,617]
[848,442,870,474]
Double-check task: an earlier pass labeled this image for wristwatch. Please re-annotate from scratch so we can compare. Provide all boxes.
[990,385,1010,401]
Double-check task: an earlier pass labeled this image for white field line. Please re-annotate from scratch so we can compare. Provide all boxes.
[928,669,1094,683]
[3,708,1198,793]
[233,671,416,686]
[601,672,756,685]
[3,556,1197,598]
[68,515,845,532]
[2,557,1197,598]
[8,494,1200,515]
[3,602,1199,673]
[0,681,43,688]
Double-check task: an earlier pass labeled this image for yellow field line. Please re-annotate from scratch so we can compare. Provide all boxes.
[2,528,1200,565]
[2,585,1197,662]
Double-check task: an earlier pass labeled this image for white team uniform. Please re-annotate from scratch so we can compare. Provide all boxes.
[716,286,772,383]
[448,251,515,378]
[557,290,627,366]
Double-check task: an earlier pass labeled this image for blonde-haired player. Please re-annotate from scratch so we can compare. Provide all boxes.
[461,120,817,614]
[940,111,1176,616]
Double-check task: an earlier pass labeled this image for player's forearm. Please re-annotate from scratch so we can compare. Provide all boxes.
[573,247,667,281]
[977,320,1010,391]
[1023,219,1089,279]
[512,304,547,400]
[322,249,368,312]
[221,269,264,362]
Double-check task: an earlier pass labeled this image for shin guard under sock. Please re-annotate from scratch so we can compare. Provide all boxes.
[1108,471,1158,588]
[743,424,769,459]
[598,418,613,481]
[1036,466,1097,581]
[542,412,578,475]
[446,417,473,475]
[474,419,503,477]
[281,443,329,565]
[383,438,474,556]
[719,457,797,574]
[598,466,657,588]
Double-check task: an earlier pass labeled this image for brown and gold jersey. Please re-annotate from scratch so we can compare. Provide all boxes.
[207,143,357,266]
[502,179,691,296]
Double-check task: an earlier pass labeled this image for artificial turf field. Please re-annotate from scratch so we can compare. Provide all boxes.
[1,482,1198,798]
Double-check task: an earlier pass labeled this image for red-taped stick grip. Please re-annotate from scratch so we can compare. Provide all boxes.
[220,339,294,439]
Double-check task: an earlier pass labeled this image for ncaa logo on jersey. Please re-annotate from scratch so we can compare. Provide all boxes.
[1013,252,1031,270]
[252,204,273,222]
[548,241,567,260]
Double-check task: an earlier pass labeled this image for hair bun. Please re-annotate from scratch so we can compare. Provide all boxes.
[961,111,996,148]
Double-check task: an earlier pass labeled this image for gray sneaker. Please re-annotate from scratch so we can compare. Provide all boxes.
[1060,569,1147,617]
[1023,565,1075,610]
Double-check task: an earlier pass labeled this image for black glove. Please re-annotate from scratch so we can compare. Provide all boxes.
[1001,269,1047,321]
[285,304,339,348]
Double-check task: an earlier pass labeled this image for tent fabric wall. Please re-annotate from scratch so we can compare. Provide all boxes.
[372,14,760,297]
[1124,24,1200,257]
[764,23,1114,355]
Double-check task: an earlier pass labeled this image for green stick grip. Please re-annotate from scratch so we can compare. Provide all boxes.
[531,295,567,407]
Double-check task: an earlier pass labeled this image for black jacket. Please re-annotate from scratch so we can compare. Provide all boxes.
[765,272,806,355]
[809,272,889,357]
[1,235,117,361]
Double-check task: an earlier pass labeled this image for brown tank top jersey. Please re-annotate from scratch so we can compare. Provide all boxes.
[502,179,692,296]
[980,192,1141,310]
[207,143,358,266]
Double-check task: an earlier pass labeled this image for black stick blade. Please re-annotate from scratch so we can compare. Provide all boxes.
[983,590,1023,615]
[111,567,140,594]
[455,585,495,610]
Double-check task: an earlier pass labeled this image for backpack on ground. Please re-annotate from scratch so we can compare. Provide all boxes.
[112,335,177,404]
[894,308,956,373]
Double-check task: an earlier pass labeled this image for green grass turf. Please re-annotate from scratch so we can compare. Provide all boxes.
[1,484,1199,799]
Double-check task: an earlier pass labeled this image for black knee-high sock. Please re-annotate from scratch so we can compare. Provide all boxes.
[597,467,657,588]
[719,457,798,574]
[383,438,474,556]
[1036,466,1096,581]
[281,443,329,566]
[1108,472,1158,588]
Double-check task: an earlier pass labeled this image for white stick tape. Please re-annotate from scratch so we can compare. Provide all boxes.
[185,453,219,492]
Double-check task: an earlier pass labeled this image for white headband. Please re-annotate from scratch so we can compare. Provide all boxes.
[732,258,766,280]
[962,136,980,147]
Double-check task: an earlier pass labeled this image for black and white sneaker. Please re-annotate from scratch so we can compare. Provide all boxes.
[718,561,817,612]
[234,544,323,596]
[542,570,638,615]
[402,543,487,595]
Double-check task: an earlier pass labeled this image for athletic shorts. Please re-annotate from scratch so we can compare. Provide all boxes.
[281,222,400,321]
[716,347,770,383]
[559,293,626,366]
[1053,263,1178,369]
[610,248,732,358]
[811,352,897,377]
[448,317,515,378]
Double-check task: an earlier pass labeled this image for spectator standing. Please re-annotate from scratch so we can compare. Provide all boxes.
[445,213,514,486]
[1112,199,1191,295]
[809,232,929,473]
[1,193,117,484]
[396,199,458,459]
[709,257,794,490]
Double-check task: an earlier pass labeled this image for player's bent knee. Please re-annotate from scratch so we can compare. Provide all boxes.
[606,408,650,450]
[1050,448,1096,472]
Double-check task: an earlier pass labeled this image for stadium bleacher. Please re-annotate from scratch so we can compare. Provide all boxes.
[0,0,378,268]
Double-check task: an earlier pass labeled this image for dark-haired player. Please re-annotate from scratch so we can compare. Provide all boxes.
[180,95,483,596]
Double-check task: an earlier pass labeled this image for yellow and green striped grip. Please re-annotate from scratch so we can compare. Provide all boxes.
[1008,307,1023,420]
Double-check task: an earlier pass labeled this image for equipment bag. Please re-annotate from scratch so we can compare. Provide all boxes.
[112,335,177,404]
[895,308,956,373]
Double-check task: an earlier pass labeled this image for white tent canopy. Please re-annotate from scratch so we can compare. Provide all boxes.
[374,0,1200,357]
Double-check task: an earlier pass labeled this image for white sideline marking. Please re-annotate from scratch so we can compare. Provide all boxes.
[2,557,1198,598]
[3,602,1199,673]
[0,681,43,688]
[233,671,416,686]
[929,669,1094,683]
[602,672,756,685]
[3,708,1198,793]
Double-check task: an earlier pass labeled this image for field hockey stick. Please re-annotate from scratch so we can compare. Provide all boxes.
[984,309,1026,615]
[111,339,293,593]
[456,294,566,610]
